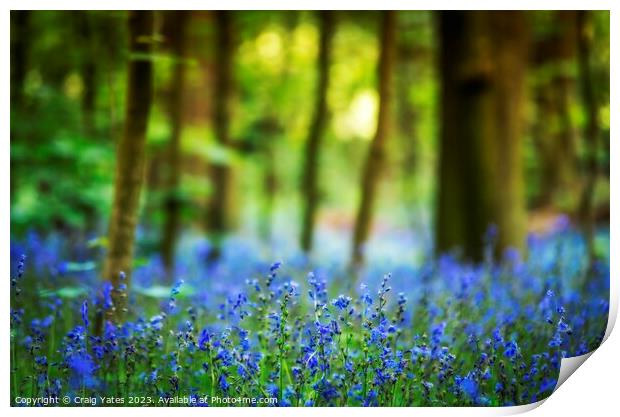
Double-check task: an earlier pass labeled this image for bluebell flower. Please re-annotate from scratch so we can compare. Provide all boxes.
[431,321,446,345]
[102,282,114,310]
[171,280,184,296]
[218,374,230,391]
[363,389,378,406]
[198,328,211,351]
[81,300,89,329]
[549,332,562,348]
[495,382,504,394]
[504,340,519,358]
[332,295,352,311]
[68,352,97,388]
[458,375,479,400]
[557,317,572,334]
[539,378,557,393]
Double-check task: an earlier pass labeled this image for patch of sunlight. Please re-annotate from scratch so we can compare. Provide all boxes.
[333,89,378,141]
[256,30,284,71]
[64,72,83,99]
[24,70,42,95]
[11,186,38,218]
[292,23,318,61]
[599,104,610,130]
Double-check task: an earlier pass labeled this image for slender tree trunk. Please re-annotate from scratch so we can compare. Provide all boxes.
[207,10,234,262]
[161,11,189,280]
[102,11,154,321]
[10,11,29,111]
[75,11,97,137]
[300,11,335,253]
[254,116,282,244]
[10,11,30,200]
[576,10,600,265]
[395,22,422,232]
[435,11,528,261]
[350,11,397,268]
[532,11,579,207]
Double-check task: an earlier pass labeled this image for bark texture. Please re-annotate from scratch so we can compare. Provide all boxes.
[207,11,234,261]
[435,11,528,261]
[102,11,154,320]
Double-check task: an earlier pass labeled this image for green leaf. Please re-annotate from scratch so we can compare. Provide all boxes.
[134,284,195,299]
[64,261,97,272]
[39,286,88,299]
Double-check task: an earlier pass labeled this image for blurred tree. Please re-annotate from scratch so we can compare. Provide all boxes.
[253,116,284,243]
[300,11,335,253]
[10,11,30,200]
[74,11,98,137]
[531,11,579,208]
[102,11,154,320]
[576,10,601,266]
[10,11,29,111]
[206,10,234,262]
[435,11,528,261]
[351,10,397,268]
[394,12,431,232]
[395,22,418,179]
[161,11,189,280]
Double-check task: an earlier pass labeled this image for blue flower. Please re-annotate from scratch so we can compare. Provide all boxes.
[102,282,114,310]
[504,340,519,358]
[539,378,557,393]
[218,374,230,391]
[549,332,562,347]
[458,375,479,400]
[171,280,184,296]
[331,295,352,311]
[198,328,211,351]
[557,318,572,334]
[68,353,97,388]
[431,321,446,345]
[363,389,378,406]
[81,300,89,329]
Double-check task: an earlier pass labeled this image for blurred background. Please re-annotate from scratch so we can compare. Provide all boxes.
[10,11,610,277]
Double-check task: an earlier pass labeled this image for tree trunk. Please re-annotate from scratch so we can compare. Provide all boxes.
[532,11,579,207]
[300,11,335,253]
[395,19,422,232]
[102,11,154,320]
[207,10,234,262]
[435,11,528,261]
[161,11,189,280]
[350,11,397,268]
[75,11,98,137]
[10,11,30,200]
[10,11,29,111]
[576,10,600,265]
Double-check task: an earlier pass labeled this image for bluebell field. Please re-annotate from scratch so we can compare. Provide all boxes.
[10,219,609,407]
